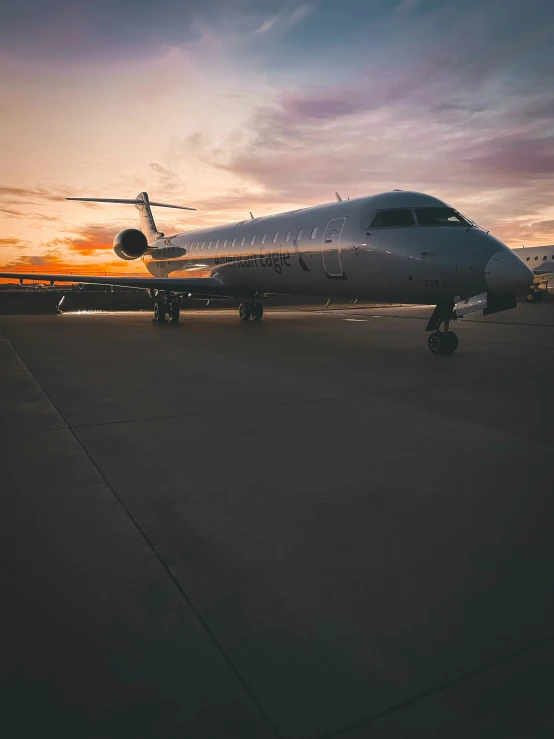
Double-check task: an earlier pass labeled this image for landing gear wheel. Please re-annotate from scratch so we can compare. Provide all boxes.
[252,301,264,321]
[428,330,458,355]
[154,302,167,323]
[428,331,443,355]
[239,303,252,321]
[168,302,180,323]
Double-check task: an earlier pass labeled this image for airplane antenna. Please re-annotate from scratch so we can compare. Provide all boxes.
[335,192,342,202]
[250,211,254,220]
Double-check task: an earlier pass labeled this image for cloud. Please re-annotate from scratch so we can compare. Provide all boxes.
[43,224,116,256]
[0,237,29,248]
[0,186,67,203]
[2,0,554,259]
[395,0,420,13]
[0,206,60,221]
[459,135,554,180]
[255,3,316,35]
[1,252,128,274]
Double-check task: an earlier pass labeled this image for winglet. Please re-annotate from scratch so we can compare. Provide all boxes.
[335,192,342,202]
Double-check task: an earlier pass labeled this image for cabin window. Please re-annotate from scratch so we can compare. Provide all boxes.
[285,230,291,242]
[372,209,414,228]
[261,233,267,244]
[535,256,539,260]
[414,208,469,226]
[273,232,279,243]
[311,226,318,239]
[223,239,227,248]
[202,241,206,249]
[251,235,256,245]
[544,255,547,260]
[232,238,236,247]
[241,236,246,247]
[526,257,530,261]
[215,240,219,248]
[296,228,303,240]
[208,241,212,249]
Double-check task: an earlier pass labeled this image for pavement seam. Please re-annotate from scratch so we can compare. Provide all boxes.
[70,392,347,431]
[319,633,554,738]
[2,330,284,739]
[0,424,69,439]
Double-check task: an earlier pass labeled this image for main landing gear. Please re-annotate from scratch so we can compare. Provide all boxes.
[426,302,459,355]
[239,300,263,322]
[153,295,181,324]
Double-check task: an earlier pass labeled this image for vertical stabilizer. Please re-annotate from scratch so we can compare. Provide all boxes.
[135,192,163,244]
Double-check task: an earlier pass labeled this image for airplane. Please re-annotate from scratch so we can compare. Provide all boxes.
[0,190,534,355]
[511,245,554,302]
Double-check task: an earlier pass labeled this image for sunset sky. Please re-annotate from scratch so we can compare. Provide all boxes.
[1,0,553,274]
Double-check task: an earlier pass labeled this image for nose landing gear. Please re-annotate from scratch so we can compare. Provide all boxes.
[239,300,264,321]
[426,302,459,355]
[428,328,459,355]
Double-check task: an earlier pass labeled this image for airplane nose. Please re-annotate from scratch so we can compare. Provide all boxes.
[485,249,534,295]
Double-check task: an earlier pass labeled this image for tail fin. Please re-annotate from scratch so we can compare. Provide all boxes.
[66,192,196,245]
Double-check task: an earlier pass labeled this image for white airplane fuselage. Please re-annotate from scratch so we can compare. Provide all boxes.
[143,191,531,303]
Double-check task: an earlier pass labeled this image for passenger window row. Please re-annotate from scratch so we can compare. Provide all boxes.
[525,255,554,261]
[181,226,319,251]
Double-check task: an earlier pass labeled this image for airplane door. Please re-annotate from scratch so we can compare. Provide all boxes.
[322,218,346,278]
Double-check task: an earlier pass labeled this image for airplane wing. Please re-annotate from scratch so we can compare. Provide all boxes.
[0,272,225,295]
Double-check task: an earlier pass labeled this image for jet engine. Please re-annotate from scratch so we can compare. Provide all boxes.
[538,278,554,295]
[113,229,148,260]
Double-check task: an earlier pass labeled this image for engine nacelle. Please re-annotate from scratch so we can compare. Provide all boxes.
[538,279,554,296]
[113,229,148,260]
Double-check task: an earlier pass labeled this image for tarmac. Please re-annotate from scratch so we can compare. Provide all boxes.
[1,302,554,738]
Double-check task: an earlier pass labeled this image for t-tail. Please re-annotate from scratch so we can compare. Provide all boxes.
[66,192,196,244]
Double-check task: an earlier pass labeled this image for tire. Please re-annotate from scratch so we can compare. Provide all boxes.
[154,302,167,323]
[428,331,458,355]
[428,331,444,355]
[239,303,252,321]
[252,301,263,321]
[443,331,459,354]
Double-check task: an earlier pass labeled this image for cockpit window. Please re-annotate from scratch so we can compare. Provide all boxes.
[415,207,469,226]
[371,209,414,227]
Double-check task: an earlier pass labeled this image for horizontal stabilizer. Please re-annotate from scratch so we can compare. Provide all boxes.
[66,197,196,211]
